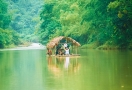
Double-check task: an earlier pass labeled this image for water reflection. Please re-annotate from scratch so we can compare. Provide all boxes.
[0,50,45,90]
[64,57,70,69]
[47,56,80,76]
[47,56,61,76]
[0,49,132,90]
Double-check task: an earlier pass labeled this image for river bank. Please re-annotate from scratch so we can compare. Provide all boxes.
[0,43,45,51]
[81,42,132,50]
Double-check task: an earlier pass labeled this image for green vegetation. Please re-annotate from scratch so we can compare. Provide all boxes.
[0,0,11,29]
[0,28,20,48]
[0,0,20,48]
[39,0,132,49]
[0,0,132,49]
[0,0,43,48]
[7,0,43,42]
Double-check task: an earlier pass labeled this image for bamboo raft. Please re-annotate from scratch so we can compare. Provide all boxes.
[56,54,80,57]
[46,36,81,57]
[47,54,80,58]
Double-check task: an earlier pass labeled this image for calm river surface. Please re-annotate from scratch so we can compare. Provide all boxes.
[0,47,132,90]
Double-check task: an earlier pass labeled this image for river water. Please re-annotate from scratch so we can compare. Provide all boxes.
[0,45,132,90]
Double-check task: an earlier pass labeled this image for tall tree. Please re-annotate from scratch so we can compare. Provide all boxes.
[0,0,11,29]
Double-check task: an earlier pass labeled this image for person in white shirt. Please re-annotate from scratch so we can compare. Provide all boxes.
[65,47,69,55]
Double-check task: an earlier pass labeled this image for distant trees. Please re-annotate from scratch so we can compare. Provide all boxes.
[39,0,132,48]
[0,0,11,29]
[3,0,44,43]
[8,0,43,34]
[0,0,20,48]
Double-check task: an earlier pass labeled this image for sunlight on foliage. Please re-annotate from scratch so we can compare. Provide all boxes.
[107,1,120,10]
[118,11,123,18]
[39,0,132,47]
[70,3,79,12]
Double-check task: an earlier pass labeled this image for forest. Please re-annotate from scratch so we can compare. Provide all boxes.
[0,0,132,49]
[0,0,43,48]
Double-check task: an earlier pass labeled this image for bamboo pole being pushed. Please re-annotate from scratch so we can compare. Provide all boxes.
[76,46,78,55]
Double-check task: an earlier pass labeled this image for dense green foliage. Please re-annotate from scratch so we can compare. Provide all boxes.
[39,0,132,48]
[107,0,132,47]
[0,28,20,48]
[7,0,43,41]
[0,0,11,29]
[7,0,43,34]
[0,0,20,48]
[0,0,43,48]
[0,0,132,48]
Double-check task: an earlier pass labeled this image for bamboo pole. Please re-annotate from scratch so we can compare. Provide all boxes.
[76,46,77,54]
[55,45,56,55]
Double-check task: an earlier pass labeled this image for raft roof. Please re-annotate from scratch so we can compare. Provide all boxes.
[46,36,81,49]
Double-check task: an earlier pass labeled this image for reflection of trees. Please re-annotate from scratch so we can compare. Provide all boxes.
[47,56,80,76]
[47,56,62,76]
[0,51,16,89]
[72,58,80,73]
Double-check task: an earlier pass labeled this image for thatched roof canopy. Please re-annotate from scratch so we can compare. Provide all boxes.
[47,36,81,49]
